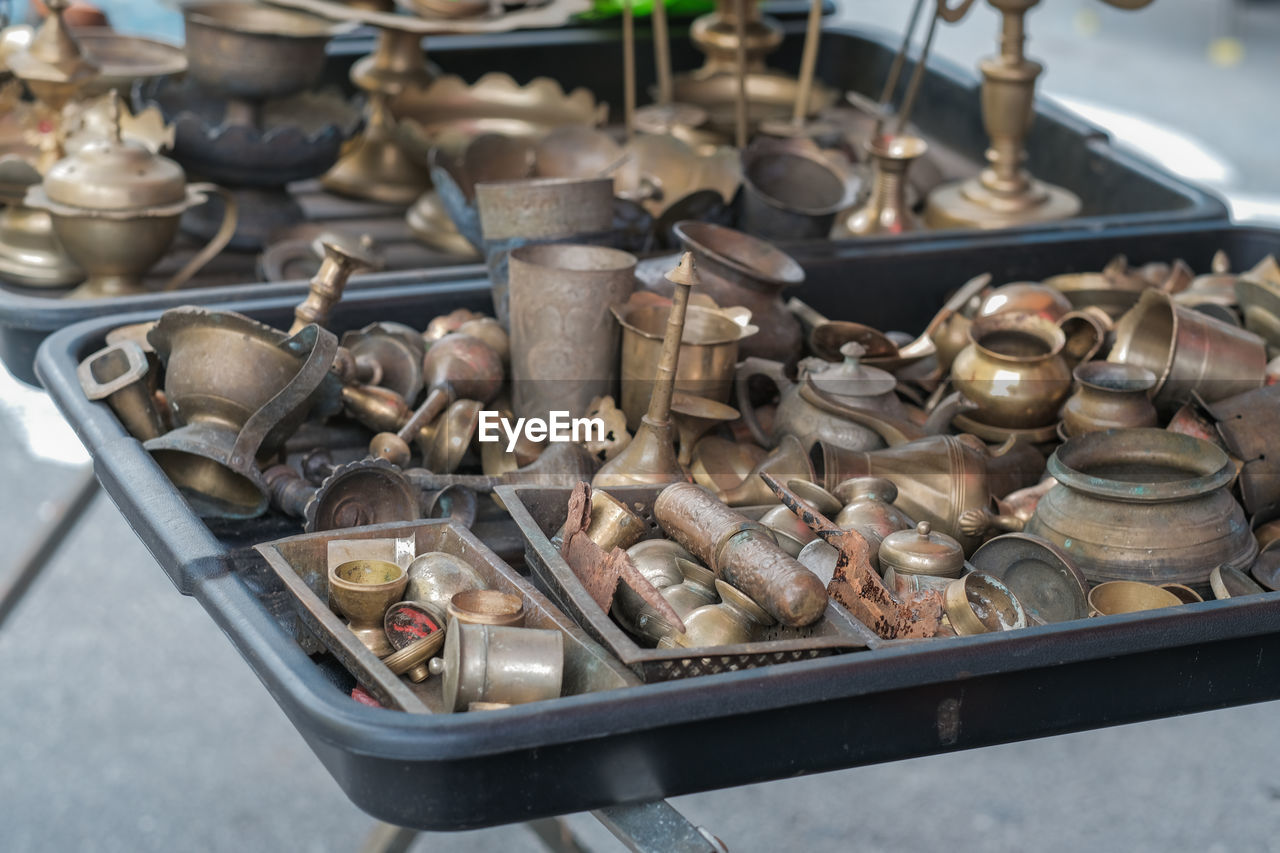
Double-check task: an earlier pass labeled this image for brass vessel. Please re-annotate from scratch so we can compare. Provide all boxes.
[736,342,917,453]
[834,134,927,237]
[738,141,857,241]
[877,521,965,579]
[672,219,802,361]
[1108,288,1267,413]
[447,589,525,627]
[77,340,165,441]
[951,312,1072,430]
[969,532,1088,624]
[1087,580,1182,617]
[405,551,487,614]
[25,94,236,298]
[508,243,638,421]
[428,620,564,712]
[1059,362,1158,438]
[832,477,916,568]
[660,579,774,648]
[670,393,739,467]
[614,293,757,431]
[329,558,408,657]
[1026,429,1257,588]
[944,572,1027,635]
[593,253,700,488]
[144,307,339,518]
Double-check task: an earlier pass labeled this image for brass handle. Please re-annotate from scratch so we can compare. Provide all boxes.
[734,357,790,449]
[162,183,238,291]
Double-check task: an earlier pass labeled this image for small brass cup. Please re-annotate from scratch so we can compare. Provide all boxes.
[1087,581,1182,617]
[447,589,525,627]
[329,559,408,658]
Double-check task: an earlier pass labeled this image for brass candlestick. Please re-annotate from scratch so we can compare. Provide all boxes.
[593,252,699,488]
[290,240,378,334]
[323,27,436,204]
[924,0,1152,229]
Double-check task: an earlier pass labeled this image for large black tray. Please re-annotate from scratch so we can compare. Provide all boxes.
[4,23,1224,386]
[36,222,1279,832]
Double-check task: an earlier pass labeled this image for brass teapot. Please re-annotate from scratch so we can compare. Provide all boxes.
[736,342,955,453]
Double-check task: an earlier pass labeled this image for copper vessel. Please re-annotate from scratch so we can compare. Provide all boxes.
[1059,362,1158,438]
[951,312,1072,430]
[508,243,637,421]
[1027,429,1257,588]
[671,220,803,362]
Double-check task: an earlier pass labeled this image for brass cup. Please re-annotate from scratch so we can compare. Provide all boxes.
[447,589,525,627]
[553,488,648,554]
[329,559,408,658]
[1087,581,1182,617]
[943,572,1027,636]
[428,619,564,712]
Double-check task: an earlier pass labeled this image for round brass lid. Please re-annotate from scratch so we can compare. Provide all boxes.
[806,342,898,400]
[878,521,965,578]
[42,94,187,211]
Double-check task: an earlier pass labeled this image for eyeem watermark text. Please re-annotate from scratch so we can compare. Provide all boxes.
[478,411,605,452]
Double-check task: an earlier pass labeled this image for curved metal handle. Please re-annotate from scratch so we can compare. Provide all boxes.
[936,0,979,23]
[734,357,790,449]
[228,324,338,471]
[162,183,238,291]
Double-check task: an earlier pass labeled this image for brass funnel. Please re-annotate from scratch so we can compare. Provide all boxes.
[593,253,699,488]
[670,392,739,466]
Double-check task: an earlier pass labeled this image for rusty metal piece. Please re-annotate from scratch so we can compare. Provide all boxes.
[553,487,648,554]
[561,482,686,633]
[290,239,378,335]
[593,253,698,489]
[77,340,165,441]
[760,472,942,639]
[654,480,828,627]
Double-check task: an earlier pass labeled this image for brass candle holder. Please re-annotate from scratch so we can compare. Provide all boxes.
[925,0,1154,229]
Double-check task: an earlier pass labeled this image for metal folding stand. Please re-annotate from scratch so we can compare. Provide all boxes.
[1,461,721,851]
[0,463,98,630]
[362,802,726,853]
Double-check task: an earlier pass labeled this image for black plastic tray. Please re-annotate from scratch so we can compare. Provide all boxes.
[4,23,1225,387]
[36,222,1280,832]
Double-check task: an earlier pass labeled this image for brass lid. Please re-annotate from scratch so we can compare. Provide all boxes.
[878,521,965,577]
[42,93,187,211]
[805,342,898,400]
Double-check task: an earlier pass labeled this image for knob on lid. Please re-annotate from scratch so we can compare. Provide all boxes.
[878,520,965,577]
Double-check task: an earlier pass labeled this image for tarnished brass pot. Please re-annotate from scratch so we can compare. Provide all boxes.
[1026,429,1257,588]
[951,312,1072,430]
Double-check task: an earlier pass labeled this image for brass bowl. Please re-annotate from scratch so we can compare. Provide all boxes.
[329,558,408,657]
[73,30,187,97]
[182,2,342,101]
[1087,580,1182,616]
[447,589,526,627]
